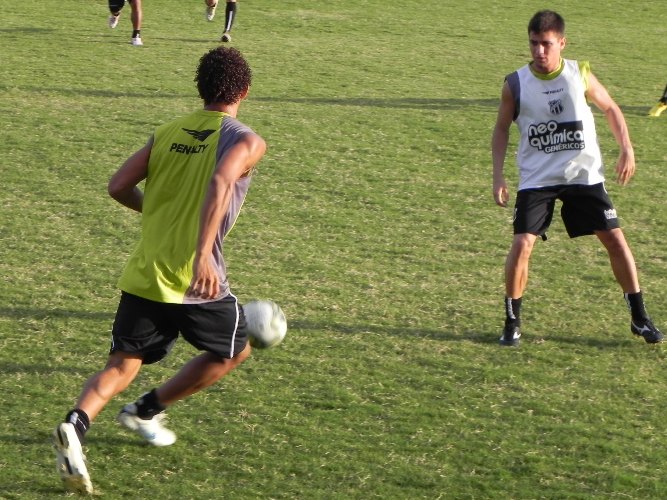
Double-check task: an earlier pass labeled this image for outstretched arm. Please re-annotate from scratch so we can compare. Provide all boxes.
[586,73,635,185]
[492,82,515,207]
[187,132,267,299]
[107,137,153,212]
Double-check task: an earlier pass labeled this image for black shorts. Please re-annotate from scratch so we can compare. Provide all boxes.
[110,292,248,364]
[513,183,620,238]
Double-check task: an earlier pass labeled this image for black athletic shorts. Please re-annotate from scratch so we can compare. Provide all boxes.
[513,183,620,238]
[110,292,249,364]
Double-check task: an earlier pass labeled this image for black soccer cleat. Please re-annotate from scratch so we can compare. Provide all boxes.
[631,318,664,344]
[499,323,521,346]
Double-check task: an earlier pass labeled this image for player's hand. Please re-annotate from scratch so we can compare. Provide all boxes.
[493,178,510,207]
[615,149,635,186]
[187,256,220,299]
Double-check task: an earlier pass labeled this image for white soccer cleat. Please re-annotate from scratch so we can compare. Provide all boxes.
[117,403,176,446]
[131,36,143,46]
[109,14,120,29]
[53,423,94,494]
[206,1,217,21]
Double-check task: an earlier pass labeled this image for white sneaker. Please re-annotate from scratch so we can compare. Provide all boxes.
[206,1,217,21]
[117,403,176,446]
[131,36,143,46]
[53,423,94,494]
[109,14,120,29]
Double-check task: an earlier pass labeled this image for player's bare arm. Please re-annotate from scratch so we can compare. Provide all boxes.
[107,138,153,212]
[188,133,267,299]
[492,82,515,207]
[585,73,635,186]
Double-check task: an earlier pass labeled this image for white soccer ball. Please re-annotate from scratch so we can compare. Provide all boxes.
[243,300,287,349]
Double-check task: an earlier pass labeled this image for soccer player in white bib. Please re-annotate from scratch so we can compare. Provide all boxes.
[492,10,663,347]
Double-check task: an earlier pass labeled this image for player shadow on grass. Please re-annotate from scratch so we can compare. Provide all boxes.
[254,98,655,116]
[16,87,499,108]
[0,27,55,34]
[20,85,191,99]
[288,319,635,348]
[93,33,215,45]
[618,105,662,117]
[0,306,113,322]
[254,96,500,111]
[0,481,64,498]
[0,431,152,498]
[290,319,462,341]
[0,306,634,349]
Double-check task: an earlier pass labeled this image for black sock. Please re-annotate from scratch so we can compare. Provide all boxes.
[624,291,649,321]
[132,29,141,38]
[661,85,667,104]
[135,389,166,420]
[505,296,522,326]
[65,409,90,443]
[224,2,236,32]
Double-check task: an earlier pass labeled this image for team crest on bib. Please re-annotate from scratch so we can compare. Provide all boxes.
[549,99,564,115]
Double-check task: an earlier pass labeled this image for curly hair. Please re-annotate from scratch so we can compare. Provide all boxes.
[528,10,565,36]
[195,47,253,105]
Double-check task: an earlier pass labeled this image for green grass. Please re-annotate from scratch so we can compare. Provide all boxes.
[1,0,667,498]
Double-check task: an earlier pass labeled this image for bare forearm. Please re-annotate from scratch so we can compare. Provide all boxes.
[492,128,509,181]
[194,182,233,260]
[110,187,143,213]
[107,141,151,212]
[604,105,633,153]
[193,134,266,261]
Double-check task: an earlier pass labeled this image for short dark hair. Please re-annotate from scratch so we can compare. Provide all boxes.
[195,47,253,105]
[528,10,565,36]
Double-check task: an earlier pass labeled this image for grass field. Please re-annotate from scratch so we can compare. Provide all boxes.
[1,0,667,498]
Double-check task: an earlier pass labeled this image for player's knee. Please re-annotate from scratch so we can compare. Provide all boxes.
[104,353,142,377]
[597,228,628,253]
[512,235,536,258]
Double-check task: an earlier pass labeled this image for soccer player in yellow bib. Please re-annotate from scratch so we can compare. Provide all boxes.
[648,84,667,117]
[52,47,266,494]
[492,10,663,347]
